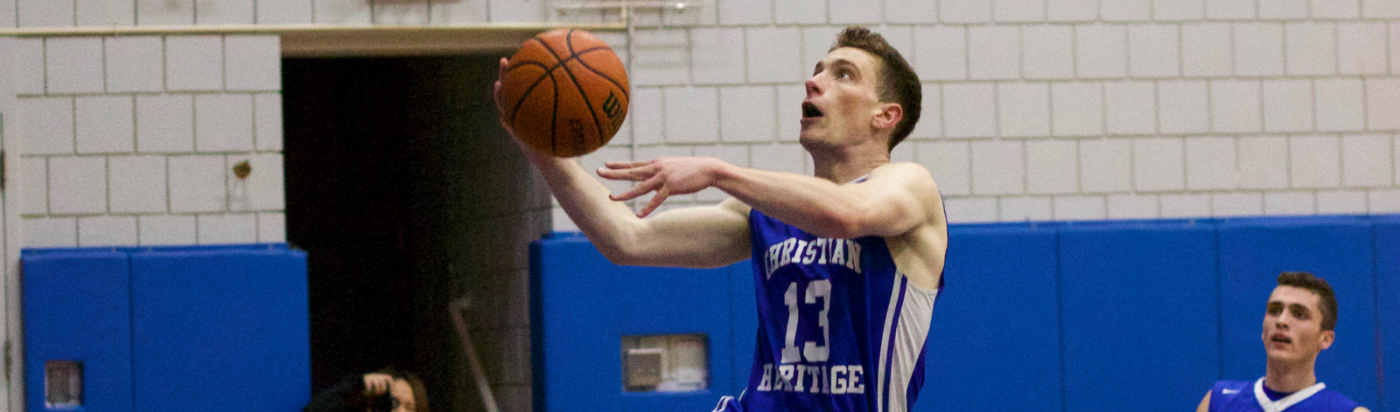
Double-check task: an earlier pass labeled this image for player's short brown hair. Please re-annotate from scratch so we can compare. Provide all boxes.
[1277,271,1338,331]
[831,27,922,151]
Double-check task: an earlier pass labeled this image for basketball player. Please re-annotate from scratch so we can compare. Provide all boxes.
[495,27,945,412]
[1196,272,1370,412]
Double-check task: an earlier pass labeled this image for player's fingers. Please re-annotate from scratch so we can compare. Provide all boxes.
[610,176,663,201]
[597,164,654,181]
[604,161,650,169]
[498,57,509,80]
[637,187,669,218]
[492,81,504,108]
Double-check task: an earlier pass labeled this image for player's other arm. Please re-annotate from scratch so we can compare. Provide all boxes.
[719,162,938,239]
[1196,392,1210,412]
[605,159,938,239]
[533,153,750,268]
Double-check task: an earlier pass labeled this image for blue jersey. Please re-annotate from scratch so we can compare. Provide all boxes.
[717,207,943,412]
[1209,379,1360,412]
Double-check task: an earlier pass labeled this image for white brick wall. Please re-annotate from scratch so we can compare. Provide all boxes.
[969,26,1019,80]
[1024,26,1073,79]
[20,34,282,248]
[1183,23,1232,77]
[107,37,165,93]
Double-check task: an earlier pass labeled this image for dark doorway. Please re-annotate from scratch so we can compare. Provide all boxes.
[283,54,544,411]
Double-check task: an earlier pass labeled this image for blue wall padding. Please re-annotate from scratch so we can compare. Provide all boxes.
[1059,224,1221,412]
[22,244,307,412]
[530,234,744,411]
[1375,217,1400,412]
[918,226,1062,412]
[729,251,758,397]
[130,248,310,412]
[532,215,1397,412]
[1218,217,1378,408]
[22,251,133,412]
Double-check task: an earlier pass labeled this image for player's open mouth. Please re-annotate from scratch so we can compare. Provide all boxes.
[1270,334,1291,344]
[802,102,824,118]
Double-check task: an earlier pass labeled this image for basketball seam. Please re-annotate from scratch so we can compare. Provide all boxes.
[538,35,574,154]
[506,61,555,125]
[571,49,630,100]
[531,37,562,64]
[504,37,565,125]
[551,68,560,154]
[558,61,609,150]
[562,29,609,150]
[567,28,577,55]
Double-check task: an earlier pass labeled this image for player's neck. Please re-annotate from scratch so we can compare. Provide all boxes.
[1264,358,1319,392]
[807,142,890,184]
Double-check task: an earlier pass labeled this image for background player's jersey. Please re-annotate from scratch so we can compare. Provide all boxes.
[1209,379,1360,412]
[731,208,943,412]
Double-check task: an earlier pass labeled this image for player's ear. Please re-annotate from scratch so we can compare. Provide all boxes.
[1319,330,1336,350]
[870,102,902,131]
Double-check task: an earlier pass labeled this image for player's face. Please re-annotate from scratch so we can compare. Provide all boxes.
[800,47,887,147]
[1261,286,1334,364]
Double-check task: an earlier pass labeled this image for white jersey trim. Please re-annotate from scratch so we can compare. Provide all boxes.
[875,272,903,412]
[886,272,938,412]
[875,271,939,412]
[1252,378,1326,412]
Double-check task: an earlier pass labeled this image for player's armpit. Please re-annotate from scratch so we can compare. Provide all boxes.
[1196,391,1211,412]
[605,198,752,269]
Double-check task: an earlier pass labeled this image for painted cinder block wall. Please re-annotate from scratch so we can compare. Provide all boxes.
[3,0,1397,412]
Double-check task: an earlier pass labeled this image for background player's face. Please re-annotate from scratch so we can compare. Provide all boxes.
[389,378,417,412]
[1261,285,1335,364]
[800,47,888,148]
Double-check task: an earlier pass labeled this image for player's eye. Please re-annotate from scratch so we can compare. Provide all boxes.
[1267,304,1282,316]
[1290,307,1309,320]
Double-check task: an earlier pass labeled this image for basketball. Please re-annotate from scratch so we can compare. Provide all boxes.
[499,28,630,157]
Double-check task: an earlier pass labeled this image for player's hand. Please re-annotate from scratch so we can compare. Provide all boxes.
[492,57,513,134]
[599,157,725,217]
[494,58,550,161]
[363,373,393,395]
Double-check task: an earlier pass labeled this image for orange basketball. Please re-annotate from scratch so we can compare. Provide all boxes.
[500,28,630,157]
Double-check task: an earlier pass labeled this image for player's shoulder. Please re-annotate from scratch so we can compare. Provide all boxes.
[869,162,940,191]
[872,161,932,177]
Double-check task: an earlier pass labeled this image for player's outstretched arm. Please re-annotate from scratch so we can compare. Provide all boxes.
[1196,392,1210,412]
[602,158,939,240]
[493,58,750,269]
[532,153,751,268]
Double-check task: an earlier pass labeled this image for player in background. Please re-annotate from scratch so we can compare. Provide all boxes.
[1197,272,1370,412]
[495,26,946,412]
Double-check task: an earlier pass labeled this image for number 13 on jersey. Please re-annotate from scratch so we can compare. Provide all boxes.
[758,279,865,395]
[782,280,830,363]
